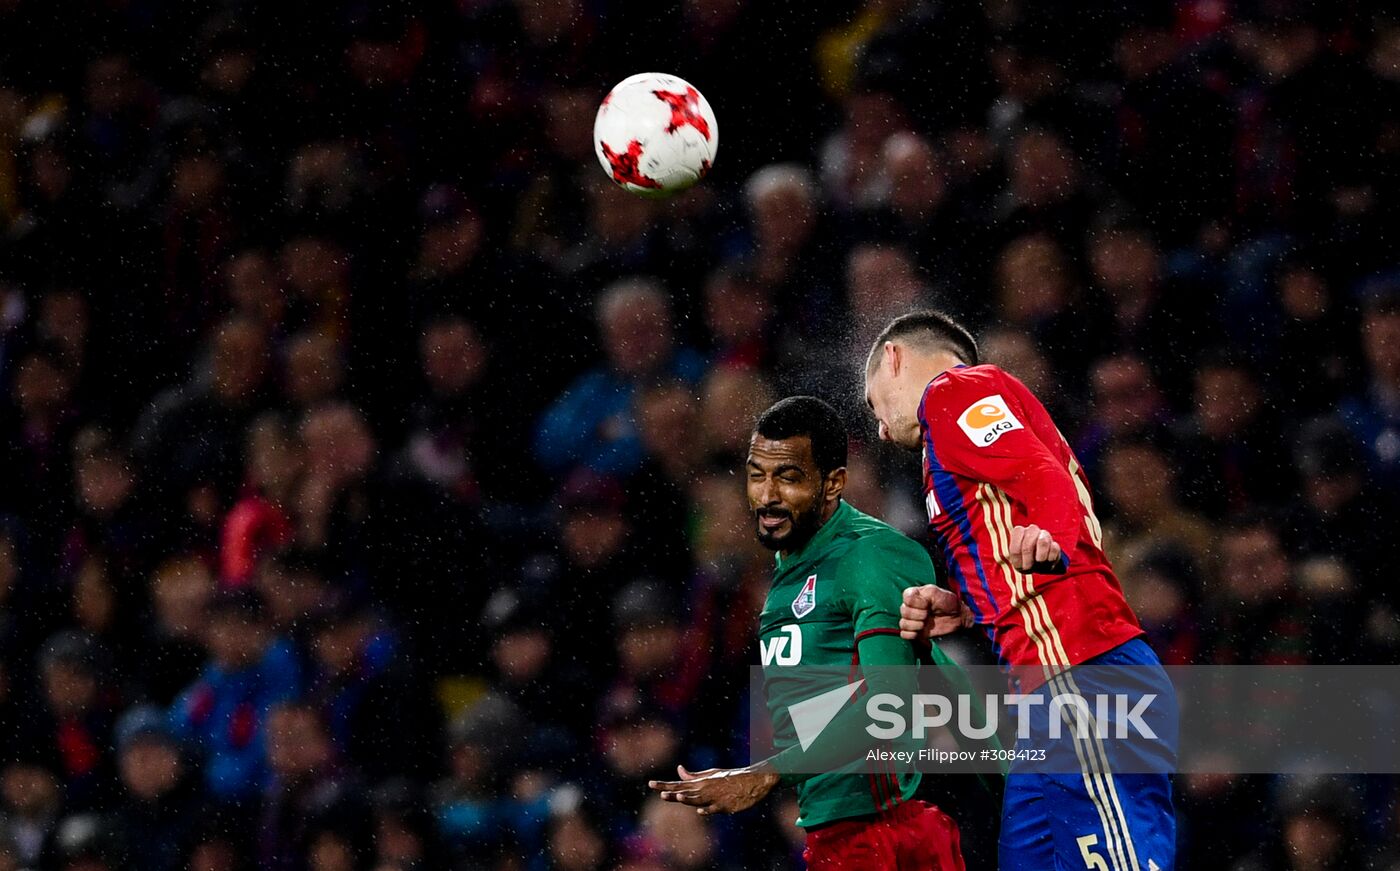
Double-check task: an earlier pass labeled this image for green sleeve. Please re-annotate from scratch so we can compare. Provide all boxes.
[920,635,1009,788]
[769,631,918,785]
[840,537,938,638]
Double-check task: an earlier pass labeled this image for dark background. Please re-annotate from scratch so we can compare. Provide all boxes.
[0,0,1398,868]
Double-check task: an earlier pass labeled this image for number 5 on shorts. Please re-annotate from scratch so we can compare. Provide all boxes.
[1077,834,1110,871]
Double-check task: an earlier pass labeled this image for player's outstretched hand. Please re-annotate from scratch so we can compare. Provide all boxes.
[899,584,971,641]
[648,763,780,815]
[1008,523,1064,573]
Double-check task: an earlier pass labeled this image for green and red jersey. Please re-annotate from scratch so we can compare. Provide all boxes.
[758,500,938,828]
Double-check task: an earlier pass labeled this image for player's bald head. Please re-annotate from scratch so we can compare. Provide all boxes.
[865,310,979,378]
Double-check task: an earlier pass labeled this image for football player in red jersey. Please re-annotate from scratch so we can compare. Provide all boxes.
[863,311,1177,871]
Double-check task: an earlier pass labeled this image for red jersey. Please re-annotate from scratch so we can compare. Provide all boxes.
[917,364,1143,678]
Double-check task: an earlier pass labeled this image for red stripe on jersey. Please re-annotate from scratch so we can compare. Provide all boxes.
[854,628,902,643]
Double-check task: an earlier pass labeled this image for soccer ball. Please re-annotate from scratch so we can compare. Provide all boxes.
[593,73,718,198]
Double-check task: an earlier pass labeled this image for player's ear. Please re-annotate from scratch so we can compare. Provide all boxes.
[883,341,900,376]
[824,466,847,504]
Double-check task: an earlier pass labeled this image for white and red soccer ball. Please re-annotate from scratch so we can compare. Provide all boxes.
[593,73,718,198]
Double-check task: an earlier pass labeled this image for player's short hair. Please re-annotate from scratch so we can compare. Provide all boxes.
[866,310,979,376]
[753,396,848,475]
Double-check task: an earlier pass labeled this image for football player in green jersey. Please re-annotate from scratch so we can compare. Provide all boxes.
[649,396,971,870]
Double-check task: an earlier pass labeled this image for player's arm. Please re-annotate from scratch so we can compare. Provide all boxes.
[648,538,932,813]
[925,382,1082,573]
[647,632,918,813]
[647,762,780,816]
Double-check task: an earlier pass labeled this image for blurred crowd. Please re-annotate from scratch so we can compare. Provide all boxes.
[1,0,1399,868]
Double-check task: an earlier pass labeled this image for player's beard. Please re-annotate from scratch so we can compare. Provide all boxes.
[754,503,823,552]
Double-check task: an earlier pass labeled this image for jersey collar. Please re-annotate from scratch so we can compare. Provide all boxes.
[775,499,851,571]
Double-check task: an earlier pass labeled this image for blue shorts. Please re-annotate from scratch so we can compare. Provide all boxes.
[998,639,1177,871]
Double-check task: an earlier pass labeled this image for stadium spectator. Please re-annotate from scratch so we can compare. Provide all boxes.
[31,631,115,811]
[396,312,526,509]
[65,558,136,692]
[131,316,272,508]
[1117,548,1202,667]
[111,705,204,871]
[67,428,158,600]
[277,237,351,347]
[220,414,299,586]
[549,469,641,659]
[629,381,701,565]
[304,602,442,783]
[250,554,330,642]
[292,403,377,583]
[281,331,345,416]
[844,243,931,338]
[702,267,775,369]
[1086,218,1218,396]
[1174,355,1295,517]
[742,164,840,343]
[2,346,80,554]
[534,278,705,476]
[258,702,366,871]
[1340,292,1400,488]
[366,780,444,870]
[1206,513,1354,665]
[544,787,612,871]
[1101,436,1216,575]
[1074,352,1171,473]
[604,580,704,725]
[434,692,543,863]
[999,126,1097,253]
[223,249,287,340]
[171,589,302,803]
[1261,257,1357,417]
[144,557,214,705]
[1286,417,1395,603]
[975,323,1046,384]
[992,231,1100,390]
[405,186,491,331]
[0,759,60,869]
[593,701,682,834]
[818,88,910,208]
[1105,4,1233,244]
[629,795,726,870]
[697,365,776,461]
[1231,777,1366,871]
[478,582,585,746]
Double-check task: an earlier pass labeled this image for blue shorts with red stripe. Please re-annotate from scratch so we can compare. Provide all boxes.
[998,639,1177,871]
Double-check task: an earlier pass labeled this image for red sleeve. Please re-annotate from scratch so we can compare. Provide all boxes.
[920,372,1081,565]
